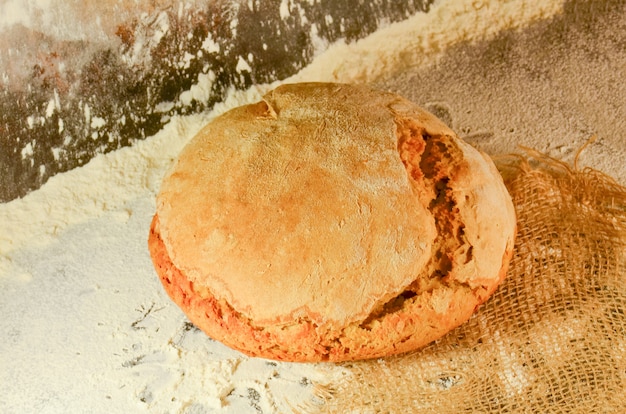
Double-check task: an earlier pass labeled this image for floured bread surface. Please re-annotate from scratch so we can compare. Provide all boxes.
[149,82,516,362]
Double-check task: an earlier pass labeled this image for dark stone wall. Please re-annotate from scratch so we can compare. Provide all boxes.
[0,0,434,202]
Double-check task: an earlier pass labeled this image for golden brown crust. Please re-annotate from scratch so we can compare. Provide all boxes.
[149,82,516,362]
[149,215,514,362]
[156,83,437,329]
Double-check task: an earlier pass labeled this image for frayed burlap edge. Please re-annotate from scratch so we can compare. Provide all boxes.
[310,147,626,413]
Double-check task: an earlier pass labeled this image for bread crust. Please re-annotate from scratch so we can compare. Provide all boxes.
[148,82,516,362]
[149,215,512,361]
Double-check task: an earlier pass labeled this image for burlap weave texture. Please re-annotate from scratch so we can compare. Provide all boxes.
[319,150,626,413]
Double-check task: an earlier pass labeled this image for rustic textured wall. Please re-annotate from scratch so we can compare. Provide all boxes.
[0,0,434,202]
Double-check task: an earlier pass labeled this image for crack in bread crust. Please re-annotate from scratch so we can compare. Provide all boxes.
[359,122,485,329]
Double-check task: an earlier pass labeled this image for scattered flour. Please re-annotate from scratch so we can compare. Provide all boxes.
[0,0,576,413]
[288,0,563,84]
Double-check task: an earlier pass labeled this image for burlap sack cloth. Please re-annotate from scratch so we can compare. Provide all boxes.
[315,147,626,413]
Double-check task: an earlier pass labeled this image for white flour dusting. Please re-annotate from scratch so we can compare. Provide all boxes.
[0,1,577,413]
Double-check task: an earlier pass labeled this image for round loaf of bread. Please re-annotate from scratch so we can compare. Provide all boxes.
[148,82,516,362]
